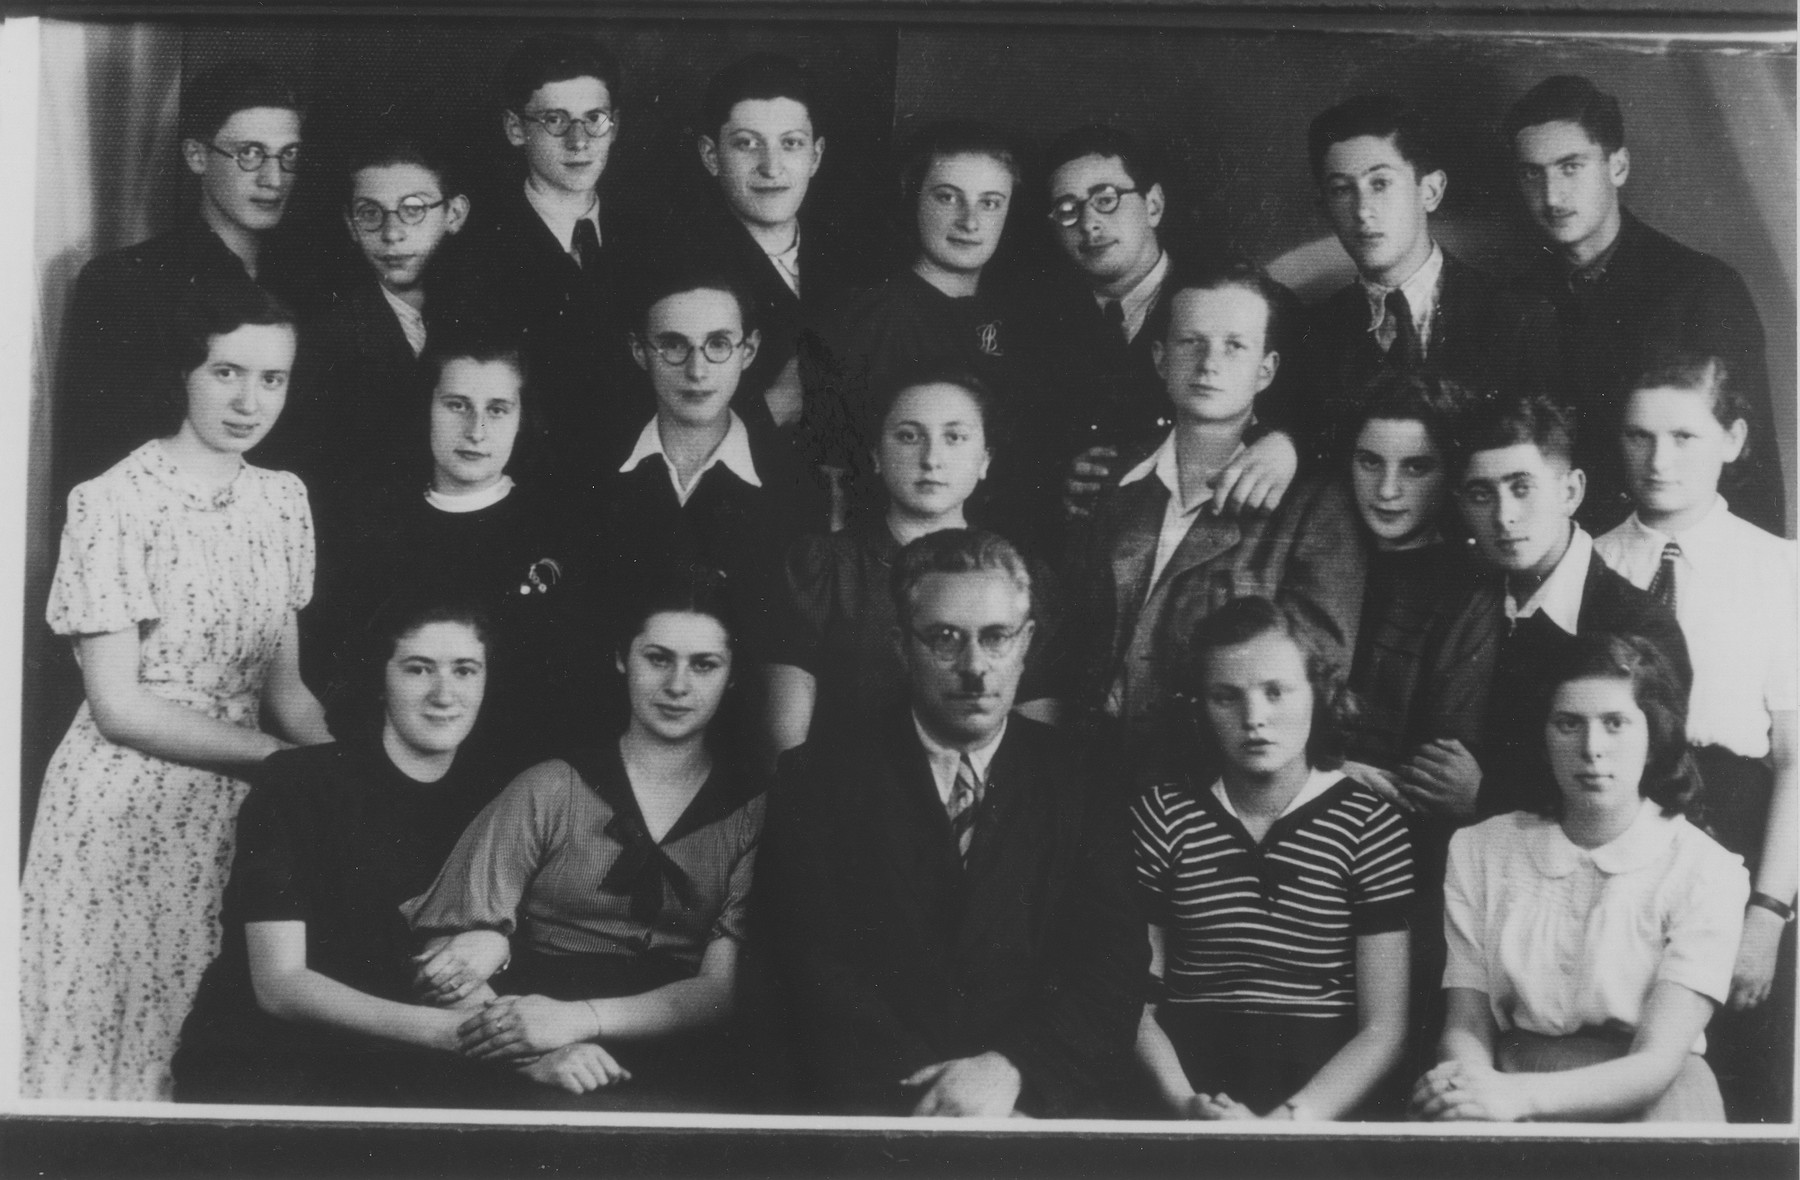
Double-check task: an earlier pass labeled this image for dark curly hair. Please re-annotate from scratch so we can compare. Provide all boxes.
[1170,596,1351,774]
[1531,631,1701,821]
[328,590,495,743]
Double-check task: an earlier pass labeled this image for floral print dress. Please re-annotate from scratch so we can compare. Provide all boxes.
[19,441,314,1101]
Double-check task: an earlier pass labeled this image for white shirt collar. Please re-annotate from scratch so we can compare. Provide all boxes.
[1210,767,1342,822]
[1506,525,1592,635]
[1117,428,1246,508]
[425,475,514,514]
[913,712,1008,807]
[619,411,762,506]
[379,285,427,357]
[1094,249,1170,344]
[524,181,601,260]
[1360,240,1444,337]
[1615,495,1731,567]
[766,226,801,295]
[1528,798,1676,878]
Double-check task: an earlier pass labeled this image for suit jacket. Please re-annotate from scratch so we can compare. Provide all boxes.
[1525,209,1786,535]
[457,183,645,481]
[760,713,1145,1117]
[1068,471,1368,748]
[1300,248,1561,465]
[661,190,858,441]
[51,218,303,513]
[1447,549,1692,816]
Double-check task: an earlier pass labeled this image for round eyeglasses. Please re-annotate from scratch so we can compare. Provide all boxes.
[349,196,448,232]
[208,141,303,174]
[516,108,616,139]
[907,622,1029,665]
[1047,183,1140,227]
[644,335,752,367]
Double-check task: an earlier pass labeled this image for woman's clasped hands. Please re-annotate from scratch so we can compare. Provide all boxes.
[1407,1060,1531,1122]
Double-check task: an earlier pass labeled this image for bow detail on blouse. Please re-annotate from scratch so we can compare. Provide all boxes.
[598,805,698,924]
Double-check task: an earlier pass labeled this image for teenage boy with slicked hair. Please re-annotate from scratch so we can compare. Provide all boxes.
[1504,75,1786,536]
[1301,93,1560,465]
[54,58,307,506]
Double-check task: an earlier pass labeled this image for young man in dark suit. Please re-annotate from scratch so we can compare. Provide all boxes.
[53,59,306,506]
[458,33,639,480]
[266,134,472,515]
[1442,393,1691,818]
[1505,75,1786,536]
[677,53,854,447]
[1302,93,1560,465]
[1042,126,1301,523]
[760,529,1144,1118]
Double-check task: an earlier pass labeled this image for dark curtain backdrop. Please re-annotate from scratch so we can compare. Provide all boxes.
[21,14,1796,846]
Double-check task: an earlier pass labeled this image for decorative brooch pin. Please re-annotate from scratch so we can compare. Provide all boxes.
[519,557,563,596]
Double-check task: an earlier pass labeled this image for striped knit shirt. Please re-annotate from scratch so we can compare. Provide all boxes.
[1132,772,1414,1018]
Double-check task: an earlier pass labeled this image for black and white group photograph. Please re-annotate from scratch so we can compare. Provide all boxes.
[1,0,1795,1174]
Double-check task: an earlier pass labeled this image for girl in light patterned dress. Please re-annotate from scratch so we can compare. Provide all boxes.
[20,280,332,1101]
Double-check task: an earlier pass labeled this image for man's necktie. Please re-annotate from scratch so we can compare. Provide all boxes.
[1384,288,1420,365]
[573,218,601,271]
[947,754,984,865]
[1646,541,1681,611]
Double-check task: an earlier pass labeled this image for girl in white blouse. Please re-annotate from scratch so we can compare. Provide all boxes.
[1411,631,1748,1122]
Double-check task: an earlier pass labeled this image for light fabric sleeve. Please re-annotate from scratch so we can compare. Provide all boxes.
[1655,831,1750,1005]
[1441,823,1493,994]
[709,794,765,944]
[273,470,317,614]
[1764,541,1798,712]
[400,759,571,935]
[46,479,159,636]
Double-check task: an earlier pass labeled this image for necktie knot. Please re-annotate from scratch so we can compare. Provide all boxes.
[948,754,984,864]
[572,218,601,270]
[1382,287,1419,364]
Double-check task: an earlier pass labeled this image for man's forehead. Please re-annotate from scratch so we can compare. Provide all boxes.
[1049,153,1131,197]
[1514,119,1605,159]
[910,570,1030,620]
[1463,442,1563,481]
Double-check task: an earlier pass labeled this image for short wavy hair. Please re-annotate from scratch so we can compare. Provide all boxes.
[328,590,495,742]
[1169,596,1351,773]
[1531,630,1701,820]
[889,528,1033,631]
[150,276,298,438]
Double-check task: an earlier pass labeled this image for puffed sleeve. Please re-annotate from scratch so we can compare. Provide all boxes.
[46,477,159,636]
[1656,830,1750,1005]
[400,759,572,936]
[1348,790,1415,935]
[1441,824,1491,993]
[272,469,317,613]
[1130,784,1178,925]
[709,794,766,944]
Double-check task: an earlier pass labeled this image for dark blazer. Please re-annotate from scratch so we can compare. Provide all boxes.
[1447,547,1691,816]
[760,712,1145,1117]
[1067,471,1368,747]
[51,219,301,512]
[1525,209,1785,535]
[1300,247,1562,464]
[456,183,644,481]
[661,190,857,442]
[261,277,433,514]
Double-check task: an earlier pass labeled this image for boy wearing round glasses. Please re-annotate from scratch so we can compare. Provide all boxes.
[461,33,638,482]
[585,271,806,730]
[53,58,306,507]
